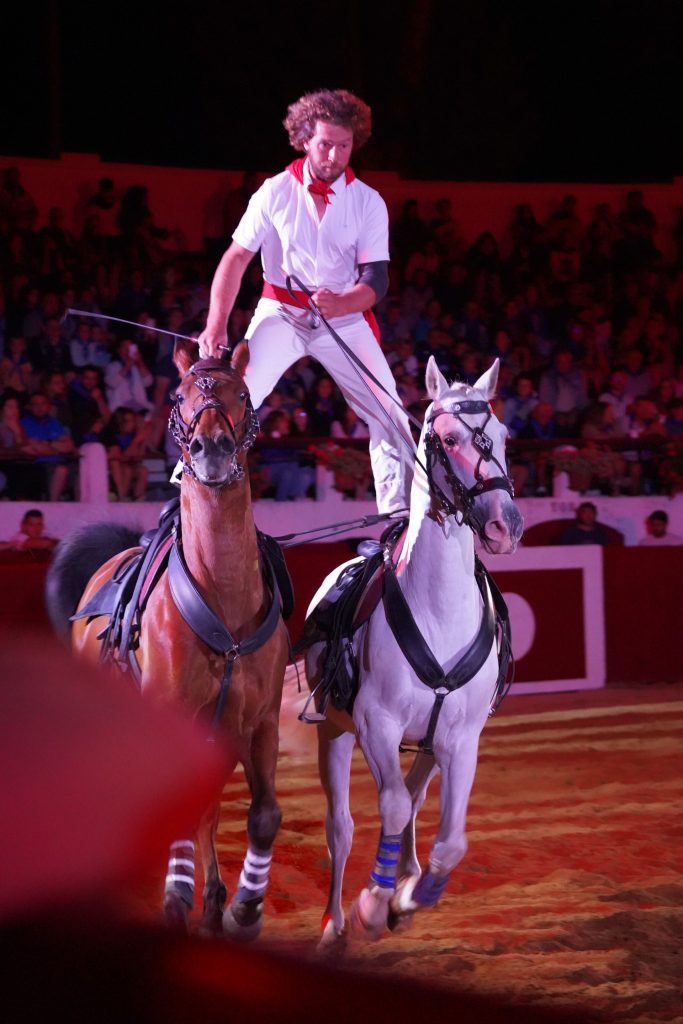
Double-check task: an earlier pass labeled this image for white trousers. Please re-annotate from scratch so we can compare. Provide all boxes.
[172,300,416,513]
[247,300,415,513]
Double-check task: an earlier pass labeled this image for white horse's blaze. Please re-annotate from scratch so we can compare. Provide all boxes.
[306,357,523,946]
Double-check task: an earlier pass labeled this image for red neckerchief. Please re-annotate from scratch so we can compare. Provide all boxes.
[286,158,355,204]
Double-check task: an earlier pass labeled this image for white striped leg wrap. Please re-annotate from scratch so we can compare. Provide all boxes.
[236,846,272,902]
[165,840,195,903]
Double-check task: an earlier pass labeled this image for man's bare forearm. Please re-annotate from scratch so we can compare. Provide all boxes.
[311,283,377,319]
[202,243,256,353]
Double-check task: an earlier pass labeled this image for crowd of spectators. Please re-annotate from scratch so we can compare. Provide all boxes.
[2,162,683,502]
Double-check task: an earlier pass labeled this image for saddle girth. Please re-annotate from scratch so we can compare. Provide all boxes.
[383,554,512,756]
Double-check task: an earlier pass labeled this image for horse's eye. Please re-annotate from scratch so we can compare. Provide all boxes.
[444,435,457,448]
[173,392,184,404]
[239,391,247,401]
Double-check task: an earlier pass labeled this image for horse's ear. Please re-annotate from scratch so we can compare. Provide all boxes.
[425,355,449,401]
[173,338,198,377]
[473,358,500,400]
[231,340,250,379]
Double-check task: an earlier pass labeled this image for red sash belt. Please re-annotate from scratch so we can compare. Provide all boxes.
[261,281,381,343]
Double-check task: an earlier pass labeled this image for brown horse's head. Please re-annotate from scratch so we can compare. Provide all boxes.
[170,340,257,487]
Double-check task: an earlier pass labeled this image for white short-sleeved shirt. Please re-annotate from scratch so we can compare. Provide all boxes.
[232,159,389,295]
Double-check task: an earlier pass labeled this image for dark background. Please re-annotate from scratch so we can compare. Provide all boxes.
[4,1,683,183]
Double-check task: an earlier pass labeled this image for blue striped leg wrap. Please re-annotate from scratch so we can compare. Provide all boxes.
[412,866,450,908]
[165,839,195,908]
[369,833,401,891]
[235,845,273,904]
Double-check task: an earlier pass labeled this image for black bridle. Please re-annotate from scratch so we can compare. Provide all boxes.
[169,360,259,483]
[425,399,514,531]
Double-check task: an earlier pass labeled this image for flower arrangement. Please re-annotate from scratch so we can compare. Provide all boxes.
[308,442,372,493]
[548,446,623,490]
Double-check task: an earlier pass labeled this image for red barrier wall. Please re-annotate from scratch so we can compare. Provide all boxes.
[603,547,683,683]
[3,546,682,685]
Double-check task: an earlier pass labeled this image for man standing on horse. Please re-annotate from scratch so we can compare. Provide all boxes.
[193,88,415,514]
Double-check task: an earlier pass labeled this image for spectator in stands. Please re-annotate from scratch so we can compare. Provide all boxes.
[117,185,170,270]
[638,510,683,546]
[436,260,469,314]
[0,508,58,553]
[509,202,541,251]
[0,166,38,233]
[149,344,181,453]
[583,202,618,280]
[546,194,583,250]
[258,409,313,501]
[598,369,630,432]
[69,320,99,368]
[44,371,74,431]
[429,197,461,261]
[68,365,112,444]
[20,391,75,500]
[30,315,73,377]
[376,299,412,344]
[401,266,435,328]
[0,393,42,498]
[37,206,77,282]
[623,396,666,495]
[616,189,658,270]
[391,198,430,265]
[331,405,370,440]
[538,348,588,434]
[105,338,154,414]
[102,406,150,501]
[304,376,341,436]
[0,335,34,396]
[515,400,560,495]
[404,239,441,285]
[559,501,611,545]
[503,373,538,437]
[664,397,683,437]
[454,299,489,350]
[85,176,120,255]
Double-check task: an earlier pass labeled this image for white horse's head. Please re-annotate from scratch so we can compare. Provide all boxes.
[423,357,523,554]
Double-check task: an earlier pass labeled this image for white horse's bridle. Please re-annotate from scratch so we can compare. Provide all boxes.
[424,398,514,531]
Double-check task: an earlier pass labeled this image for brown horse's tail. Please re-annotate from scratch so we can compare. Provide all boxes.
[44,523,142,645]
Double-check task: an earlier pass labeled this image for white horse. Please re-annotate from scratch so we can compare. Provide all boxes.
[303,356,523,945]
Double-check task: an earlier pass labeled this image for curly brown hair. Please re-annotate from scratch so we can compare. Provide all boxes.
[283,89,372,151]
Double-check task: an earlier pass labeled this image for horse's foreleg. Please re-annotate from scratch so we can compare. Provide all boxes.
[317,719,356,949]
[223,715,281,942]
[163,839,195,931]
[351,714,413,940]
[197,803,227,935]
[399,752,438,880]
[393,738,480,919]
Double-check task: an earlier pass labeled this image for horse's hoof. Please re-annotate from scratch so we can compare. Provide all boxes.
[349,887,389,941]
[163,895,190,933]
[222,899,263,943]
[316,917,347,954]
[388,874,419,931]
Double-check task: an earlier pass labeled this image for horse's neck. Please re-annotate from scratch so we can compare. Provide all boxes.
[180,476,263,615]
[399,443,480,640]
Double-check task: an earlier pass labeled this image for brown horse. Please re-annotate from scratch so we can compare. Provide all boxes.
[45,340,290,940]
